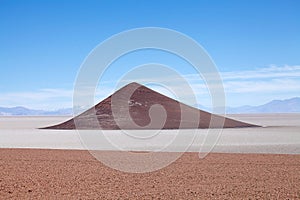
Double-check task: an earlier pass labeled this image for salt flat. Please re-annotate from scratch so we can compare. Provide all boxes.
[0,114,299,154]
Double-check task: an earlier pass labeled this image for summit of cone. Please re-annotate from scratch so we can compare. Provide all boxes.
[44,82,258,129]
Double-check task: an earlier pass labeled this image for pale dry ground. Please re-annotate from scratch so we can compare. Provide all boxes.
[0,114,299,154]
[0,149,299,199]
[227,113,300,127]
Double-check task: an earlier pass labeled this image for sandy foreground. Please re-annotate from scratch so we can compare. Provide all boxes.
[0,148,299,199]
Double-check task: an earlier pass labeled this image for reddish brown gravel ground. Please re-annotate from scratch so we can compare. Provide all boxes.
[0,149,299,199]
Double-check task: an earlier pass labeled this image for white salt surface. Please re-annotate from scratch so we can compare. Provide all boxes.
[0,114,299,154]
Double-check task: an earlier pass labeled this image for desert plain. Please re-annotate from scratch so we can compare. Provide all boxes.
[0,114,300,199]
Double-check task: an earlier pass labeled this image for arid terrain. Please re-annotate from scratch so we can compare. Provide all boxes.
[0,114,300,199]
[0,114,299,154]
[0,149,299,199]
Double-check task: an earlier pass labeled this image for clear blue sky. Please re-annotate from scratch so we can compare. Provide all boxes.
[0,0,299,109]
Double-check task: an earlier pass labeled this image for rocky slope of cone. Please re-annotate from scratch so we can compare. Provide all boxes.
[44,82,258,129]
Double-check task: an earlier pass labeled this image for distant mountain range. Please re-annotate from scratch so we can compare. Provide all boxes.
[0,106,72,116]
[226,97,300,114]
[0,97,299,116]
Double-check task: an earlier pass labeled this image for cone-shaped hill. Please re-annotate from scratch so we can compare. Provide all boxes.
[44,82,258,129]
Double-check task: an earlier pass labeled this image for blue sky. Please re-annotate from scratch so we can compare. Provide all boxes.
[0,0,299,109]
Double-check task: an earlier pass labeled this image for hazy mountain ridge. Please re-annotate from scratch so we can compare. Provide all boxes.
[226,97,300,114]
[0,106,72,116]
[1,97,299,116]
